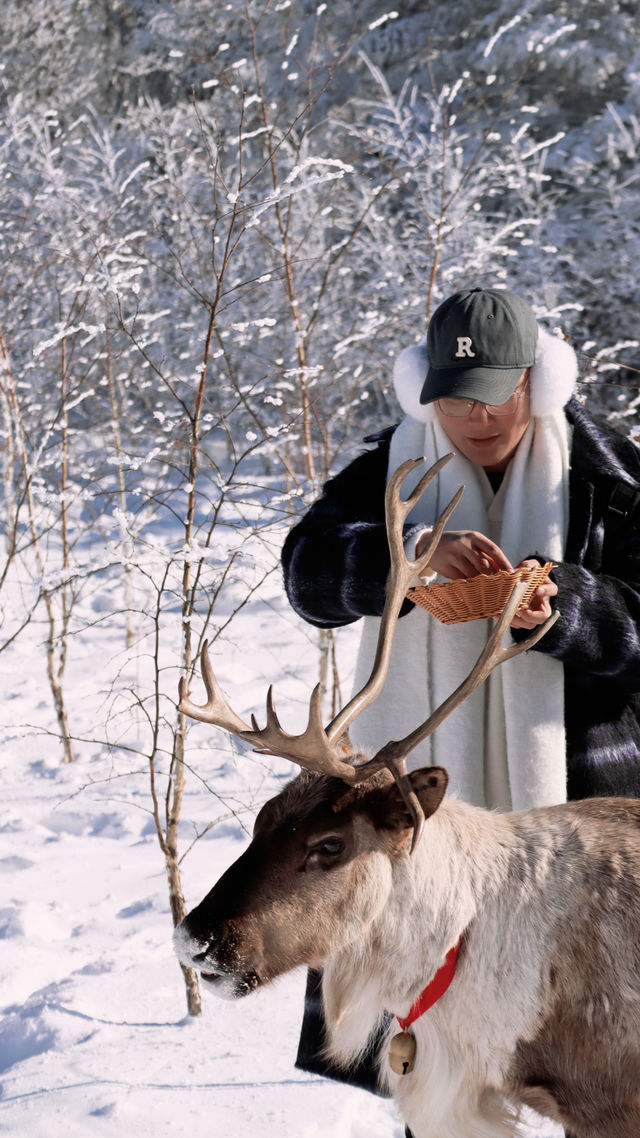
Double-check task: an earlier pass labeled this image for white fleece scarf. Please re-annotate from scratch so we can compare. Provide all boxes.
[350,328,578,810]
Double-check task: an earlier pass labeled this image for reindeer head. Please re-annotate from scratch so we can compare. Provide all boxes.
[174,765,449,998]
[174,457,557,995]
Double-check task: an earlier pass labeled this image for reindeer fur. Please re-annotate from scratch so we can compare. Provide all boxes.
[174,766,640,1138]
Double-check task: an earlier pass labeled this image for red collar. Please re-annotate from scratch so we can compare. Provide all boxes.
[396,938,462,1031]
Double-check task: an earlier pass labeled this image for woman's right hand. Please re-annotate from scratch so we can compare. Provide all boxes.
[416,530,513,580]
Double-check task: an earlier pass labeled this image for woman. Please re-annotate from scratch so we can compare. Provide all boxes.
[283,286,640,807]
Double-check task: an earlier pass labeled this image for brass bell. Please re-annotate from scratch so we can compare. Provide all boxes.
[388,1030,416,1076]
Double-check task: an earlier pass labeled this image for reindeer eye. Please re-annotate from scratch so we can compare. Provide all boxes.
[315,837,344,857]
[301,836,345,872]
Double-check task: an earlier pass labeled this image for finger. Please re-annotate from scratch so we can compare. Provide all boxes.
[517,597,552,623]
[457,549,507,578]
[539,581,558,598]
[510,611,544,629]
[430,543,483,579]
[448,557,482,580]
[484,554,502,572]
[529,585,557,609]
[464,547,501,576]
[472,538,513,573]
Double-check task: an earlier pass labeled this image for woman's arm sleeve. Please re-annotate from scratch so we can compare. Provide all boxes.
[281,442,396,629]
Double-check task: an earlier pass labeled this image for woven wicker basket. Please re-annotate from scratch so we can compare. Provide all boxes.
[406,561,555,625]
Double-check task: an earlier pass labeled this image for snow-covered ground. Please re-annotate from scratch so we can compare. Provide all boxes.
[0,564,563,1138]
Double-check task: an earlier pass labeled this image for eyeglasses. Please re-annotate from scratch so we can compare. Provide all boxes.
[436,379,529,419]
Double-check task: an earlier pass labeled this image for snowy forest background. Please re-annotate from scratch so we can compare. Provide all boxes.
[1,2,639,1135]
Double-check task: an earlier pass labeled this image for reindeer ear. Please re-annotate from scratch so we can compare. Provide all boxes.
[372,766,448,835]
[410,766,449,817]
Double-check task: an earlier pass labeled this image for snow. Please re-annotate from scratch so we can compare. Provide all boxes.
[0,569,562,1138]
[1,0,637,1128]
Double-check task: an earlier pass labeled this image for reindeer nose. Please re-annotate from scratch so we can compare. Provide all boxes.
[173,920,212,968]
[191,945,209,963]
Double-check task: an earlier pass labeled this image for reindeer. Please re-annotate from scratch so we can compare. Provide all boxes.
[174,458,640,1138]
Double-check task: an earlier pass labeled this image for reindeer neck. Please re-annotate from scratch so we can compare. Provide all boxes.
[324,798,517,1054]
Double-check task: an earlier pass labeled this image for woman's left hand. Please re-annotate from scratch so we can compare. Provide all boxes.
[508,559,558,629]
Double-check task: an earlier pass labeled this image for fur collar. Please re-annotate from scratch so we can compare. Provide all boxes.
[393,327,579,423]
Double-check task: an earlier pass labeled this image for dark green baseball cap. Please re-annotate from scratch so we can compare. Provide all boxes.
[420,287,538,406]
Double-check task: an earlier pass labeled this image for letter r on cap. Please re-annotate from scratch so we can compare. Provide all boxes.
[455,337,475,358]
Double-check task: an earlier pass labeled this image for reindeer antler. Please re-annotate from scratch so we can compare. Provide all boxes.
[179,458,457,774]
[178,456,558,851]
[179,657,362,779]
[324,455,463,746]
